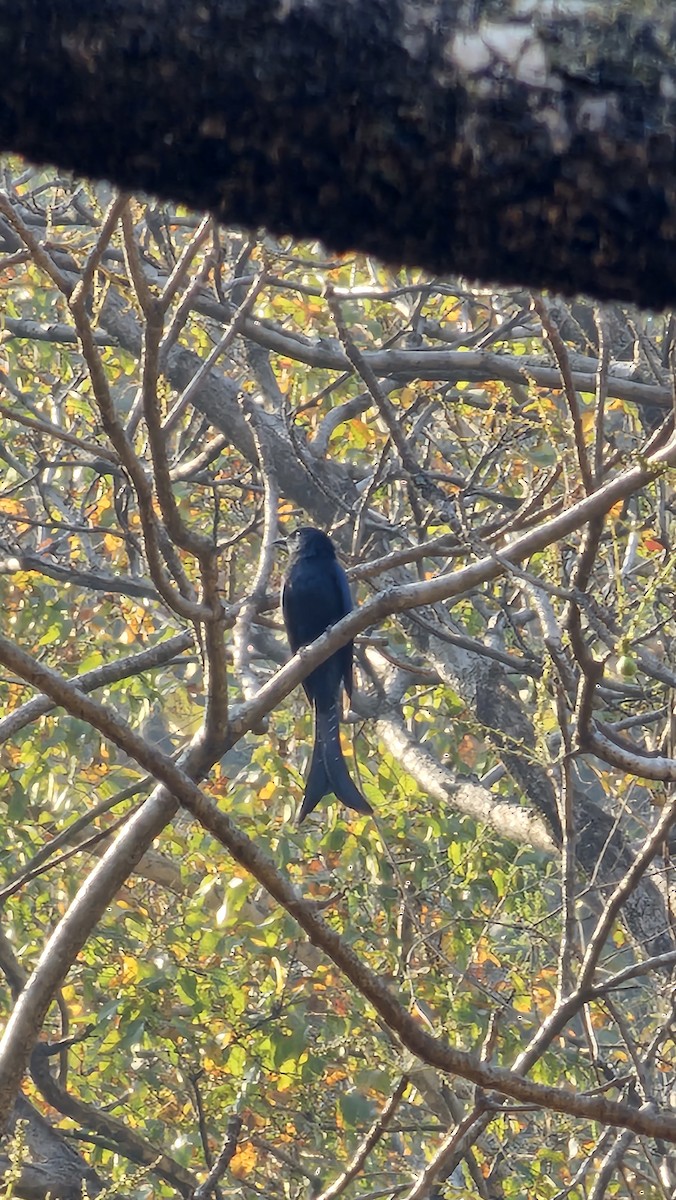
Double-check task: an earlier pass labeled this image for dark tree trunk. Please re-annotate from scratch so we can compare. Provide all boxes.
[1,1096,103,1200]
[2,0,676,305]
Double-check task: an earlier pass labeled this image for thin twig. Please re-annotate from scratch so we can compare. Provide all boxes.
[232,396,280,704]
[315,1076,409,1200]
[163,269,265,434]
[593,306,610,482]
[402,1101,488,1200]
[192,1115,243,1200]
[532,295,594,494]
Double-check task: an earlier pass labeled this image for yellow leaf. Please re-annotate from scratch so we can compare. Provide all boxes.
[581,410,595,436]
[230,1144,258,1179]
[512,994,533,1014]
[120,955,139,985]
[533,986,555,1014]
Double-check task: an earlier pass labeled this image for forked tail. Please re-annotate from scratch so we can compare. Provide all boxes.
[298,703,372,823]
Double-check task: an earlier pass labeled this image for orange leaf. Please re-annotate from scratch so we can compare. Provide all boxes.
[230,1143,258,1179]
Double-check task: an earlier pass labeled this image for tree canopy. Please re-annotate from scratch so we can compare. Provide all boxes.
[2,160,676,1197]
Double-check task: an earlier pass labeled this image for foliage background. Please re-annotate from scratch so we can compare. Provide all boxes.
[1,162,676,1199]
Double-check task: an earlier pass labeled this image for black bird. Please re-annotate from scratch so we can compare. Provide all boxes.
[281,527,372,823]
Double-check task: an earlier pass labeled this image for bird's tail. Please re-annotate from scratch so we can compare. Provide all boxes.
[298,703,372,823]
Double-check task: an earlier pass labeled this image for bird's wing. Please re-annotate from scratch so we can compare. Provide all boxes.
[334,560,353,617]
[281,575,301,653]
[332,560,354,699]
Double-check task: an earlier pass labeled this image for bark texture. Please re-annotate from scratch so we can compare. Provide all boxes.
[2,1,676,304]
[0,1096,102,1200]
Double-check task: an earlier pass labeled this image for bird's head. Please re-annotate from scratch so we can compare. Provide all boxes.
[284,526,336,559]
